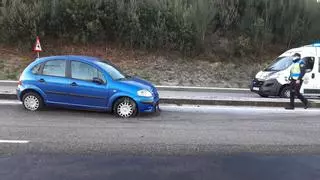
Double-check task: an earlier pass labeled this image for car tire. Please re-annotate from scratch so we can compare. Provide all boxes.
[22,92,44,111]
[113,97,137,118]
[280,86,291,98]
[258,93,269,98]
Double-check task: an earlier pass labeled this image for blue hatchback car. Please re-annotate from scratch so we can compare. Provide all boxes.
[17,56,160,117]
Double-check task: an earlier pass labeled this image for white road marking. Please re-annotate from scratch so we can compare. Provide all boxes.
[0,140,29,144]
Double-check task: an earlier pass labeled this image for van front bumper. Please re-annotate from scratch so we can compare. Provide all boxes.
[250,79,282,97]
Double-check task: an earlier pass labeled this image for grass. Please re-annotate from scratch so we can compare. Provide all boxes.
[0,60,5,79]
[0,54,29,80]
[0,68,20,80]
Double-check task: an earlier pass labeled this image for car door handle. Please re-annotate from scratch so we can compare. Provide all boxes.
[38,79,45,83]
[70,82,78,86]
[312,73,315,79]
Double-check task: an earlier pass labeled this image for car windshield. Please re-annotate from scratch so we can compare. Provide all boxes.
[96,61,128,80]
[264,56,293,71]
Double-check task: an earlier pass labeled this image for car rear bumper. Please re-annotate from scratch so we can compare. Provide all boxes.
[16,85,23,101]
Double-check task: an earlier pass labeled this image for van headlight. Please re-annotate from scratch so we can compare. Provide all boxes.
[267,73,279,80]
[137,90,153,97]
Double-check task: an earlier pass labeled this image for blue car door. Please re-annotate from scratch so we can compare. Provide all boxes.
[66,60,109,109]
[34,59,70,104]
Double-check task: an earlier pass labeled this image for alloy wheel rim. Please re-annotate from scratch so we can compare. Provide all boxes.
[24,95,40,111]
[117,101,134,117]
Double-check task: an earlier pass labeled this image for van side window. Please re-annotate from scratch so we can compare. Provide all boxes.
[303,57,315,71]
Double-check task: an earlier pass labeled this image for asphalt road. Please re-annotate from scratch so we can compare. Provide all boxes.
[1,101,320,180]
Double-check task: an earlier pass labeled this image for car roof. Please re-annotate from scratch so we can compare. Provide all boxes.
[36,55,104,63]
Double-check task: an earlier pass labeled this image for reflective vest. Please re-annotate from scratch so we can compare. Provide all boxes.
[290,60,304,80]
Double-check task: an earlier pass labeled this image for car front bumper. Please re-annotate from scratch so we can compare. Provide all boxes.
[136,96,160,113]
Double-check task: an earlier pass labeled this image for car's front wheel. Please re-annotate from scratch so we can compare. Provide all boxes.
[22,92,44,111]
[113,97,137,118]
[258,93,269,98]
[280,86,291,98]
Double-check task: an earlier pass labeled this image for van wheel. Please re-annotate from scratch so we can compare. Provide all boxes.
[258,93,269,98]
[280,86,291,98]
[22,92,44,111]
[113,98,137,118]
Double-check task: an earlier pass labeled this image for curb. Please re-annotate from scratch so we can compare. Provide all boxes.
[0,93,16,100]
[159,98,320,108]
[2,93,319,108]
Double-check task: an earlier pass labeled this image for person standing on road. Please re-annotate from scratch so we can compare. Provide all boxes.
[285,53,310,110]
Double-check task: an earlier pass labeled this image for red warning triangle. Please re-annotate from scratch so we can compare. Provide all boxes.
[33,36,42,52]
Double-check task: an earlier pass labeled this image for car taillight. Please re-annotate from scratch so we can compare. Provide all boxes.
[18,74,22,85]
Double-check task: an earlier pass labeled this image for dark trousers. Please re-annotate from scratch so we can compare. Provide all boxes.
[289,80,308,108]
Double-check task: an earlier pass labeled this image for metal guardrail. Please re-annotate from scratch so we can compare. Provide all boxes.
[1,80,319,108]
[0,80,250,93]
[0,80,18,86]
[157,86,249,93]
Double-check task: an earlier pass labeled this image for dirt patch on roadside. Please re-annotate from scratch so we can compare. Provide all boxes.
[0,43,278,88]
[0,47,32,80]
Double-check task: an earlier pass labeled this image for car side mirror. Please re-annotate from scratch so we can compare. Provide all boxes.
[92,77,104,85]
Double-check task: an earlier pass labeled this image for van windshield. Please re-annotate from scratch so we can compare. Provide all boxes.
[265,57,293,71]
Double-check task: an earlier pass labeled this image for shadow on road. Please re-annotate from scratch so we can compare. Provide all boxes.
[1,153,319,180]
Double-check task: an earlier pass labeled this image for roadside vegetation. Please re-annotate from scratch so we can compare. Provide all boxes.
[0,0,319,86]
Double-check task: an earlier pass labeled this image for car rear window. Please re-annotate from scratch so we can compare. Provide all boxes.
[31,64,42,74]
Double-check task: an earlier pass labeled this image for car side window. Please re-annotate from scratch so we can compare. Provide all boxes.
[31,64,42,74]
[71,61,105,83]
[42,60,66,77]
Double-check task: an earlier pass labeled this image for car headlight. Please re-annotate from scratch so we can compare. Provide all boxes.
[137,90,153,97]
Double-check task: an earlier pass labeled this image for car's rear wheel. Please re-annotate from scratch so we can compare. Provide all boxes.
[22,92,44,111]
[113,97,137,118]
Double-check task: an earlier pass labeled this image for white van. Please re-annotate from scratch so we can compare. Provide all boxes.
[250,43,320,98]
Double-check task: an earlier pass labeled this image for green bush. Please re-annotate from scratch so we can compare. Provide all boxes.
[0,0,319,53]
[0,0,45,46]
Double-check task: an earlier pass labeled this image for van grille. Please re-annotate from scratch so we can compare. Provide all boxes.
[252,79,264,87]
